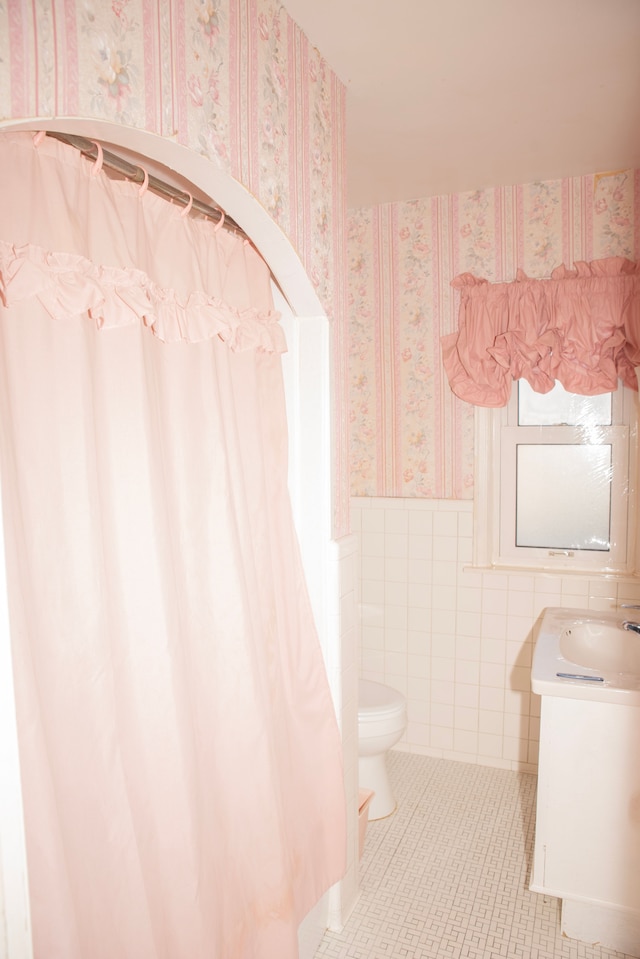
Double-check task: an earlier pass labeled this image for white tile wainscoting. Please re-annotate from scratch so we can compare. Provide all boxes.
[352,496,640,774]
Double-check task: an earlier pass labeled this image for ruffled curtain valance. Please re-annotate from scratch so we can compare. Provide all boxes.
[0,132,284,353]
[441,257,640,407]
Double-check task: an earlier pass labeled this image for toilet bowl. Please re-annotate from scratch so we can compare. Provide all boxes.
[358,679,407,820]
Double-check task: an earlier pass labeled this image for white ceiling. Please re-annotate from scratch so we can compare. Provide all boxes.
[280,0,640,208]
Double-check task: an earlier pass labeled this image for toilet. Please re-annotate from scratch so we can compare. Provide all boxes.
[358,679,407,820]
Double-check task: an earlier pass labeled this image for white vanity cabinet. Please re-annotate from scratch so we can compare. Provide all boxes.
[531,695,640,954]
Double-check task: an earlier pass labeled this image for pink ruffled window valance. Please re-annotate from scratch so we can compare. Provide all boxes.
[441,257,640,407]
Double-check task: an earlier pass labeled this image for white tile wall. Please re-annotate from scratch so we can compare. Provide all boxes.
[352,496,640,773]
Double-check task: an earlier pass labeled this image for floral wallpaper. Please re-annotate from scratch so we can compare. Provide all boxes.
[348,170,640,500]
[0,0,344,298]
[0,0,349,535]
[3,2,639,520]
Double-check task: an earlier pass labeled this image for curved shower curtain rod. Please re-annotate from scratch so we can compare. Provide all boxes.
[46,131,248,241]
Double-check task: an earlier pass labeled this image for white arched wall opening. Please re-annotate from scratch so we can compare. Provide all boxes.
[0,118,347,959]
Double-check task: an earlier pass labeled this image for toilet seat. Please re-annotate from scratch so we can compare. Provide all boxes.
[358,679,406,725]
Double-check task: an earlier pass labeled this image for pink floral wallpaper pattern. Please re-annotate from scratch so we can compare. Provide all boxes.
[4,2,640,518]
[0,0,349,534]
[349,170,640,500]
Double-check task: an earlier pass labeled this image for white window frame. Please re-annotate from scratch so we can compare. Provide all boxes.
[473,382,640,575]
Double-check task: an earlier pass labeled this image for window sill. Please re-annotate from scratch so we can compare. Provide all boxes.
[464,562,640,584]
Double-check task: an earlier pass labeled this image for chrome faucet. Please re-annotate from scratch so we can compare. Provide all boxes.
[619,605,640,634]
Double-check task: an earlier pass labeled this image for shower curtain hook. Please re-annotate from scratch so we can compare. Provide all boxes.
[90,141,104,177]
[32,130,46,147]
[180,192,193,217]
[138,167,149,196]
[214,211,225,232]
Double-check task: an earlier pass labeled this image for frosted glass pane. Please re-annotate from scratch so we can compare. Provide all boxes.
[518,380,612,426]
[516,445,611,551]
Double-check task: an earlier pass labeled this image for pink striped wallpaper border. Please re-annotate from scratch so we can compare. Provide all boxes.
[515,183,525,276]
[287,20,300,252]
[391,204,402,496]
[248,0,259,199]
[49,1,59,115]
[584,175,594,261]
[30,0,39,115]
[331,71,349,534]
[494,186,503,280]
[635,170,640,259]
[372,207,384,494]
[172,1,187,143]
[561,176,571,266]
[433,196,445,497]
[228,0,241,183]
[299,27,311,260]
[8,0,29,118]
[142,0,159,133]
[160,1,177,137]
[61,0,78,117]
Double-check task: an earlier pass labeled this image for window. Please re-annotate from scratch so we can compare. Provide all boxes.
[474,381,639,574]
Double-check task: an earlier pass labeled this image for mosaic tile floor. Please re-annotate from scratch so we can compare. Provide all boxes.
[315,751,636,959]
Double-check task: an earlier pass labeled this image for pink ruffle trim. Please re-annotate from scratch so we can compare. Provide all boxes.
[0,242,286,354]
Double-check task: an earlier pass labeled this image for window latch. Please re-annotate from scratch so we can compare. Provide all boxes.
[548,549,574,557]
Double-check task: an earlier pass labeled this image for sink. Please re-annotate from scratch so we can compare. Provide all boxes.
[560,619,640,673]
[532,606,640,705]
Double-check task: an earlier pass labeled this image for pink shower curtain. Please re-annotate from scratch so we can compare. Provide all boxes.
[0,132,345,959]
